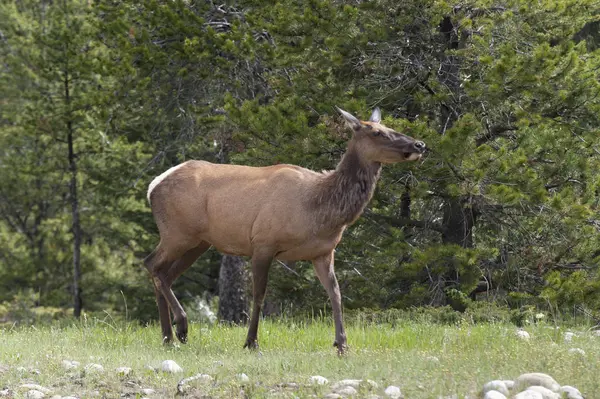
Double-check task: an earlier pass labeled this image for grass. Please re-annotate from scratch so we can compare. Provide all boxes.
[1,318,599,398]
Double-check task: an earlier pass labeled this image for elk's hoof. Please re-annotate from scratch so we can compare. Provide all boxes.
[333,341,348,356]
[176,327,188,344]
[162,335,174,345]
[243,339,259,350]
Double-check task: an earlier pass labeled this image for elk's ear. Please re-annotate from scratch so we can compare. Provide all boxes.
[369,107,381,123]
[336,106,361,131]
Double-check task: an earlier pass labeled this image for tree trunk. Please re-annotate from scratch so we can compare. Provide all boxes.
[218,255,248,324]
[64,27,82,318]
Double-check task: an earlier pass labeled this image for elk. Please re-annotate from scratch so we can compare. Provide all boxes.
[144,107,426,354]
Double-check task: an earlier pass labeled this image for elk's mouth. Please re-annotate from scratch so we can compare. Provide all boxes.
[403,152,423,161]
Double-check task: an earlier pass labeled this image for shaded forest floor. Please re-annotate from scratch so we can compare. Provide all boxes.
[1,319,599,398]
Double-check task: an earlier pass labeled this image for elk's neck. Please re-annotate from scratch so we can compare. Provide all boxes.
[316,144,382,228]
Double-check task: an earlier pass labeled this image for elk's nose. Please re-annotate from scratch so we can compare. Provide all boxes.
[414,141,426,152]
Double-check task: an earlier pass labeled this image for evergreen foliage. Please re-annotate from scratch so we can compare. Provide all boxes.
[1,0,599,323]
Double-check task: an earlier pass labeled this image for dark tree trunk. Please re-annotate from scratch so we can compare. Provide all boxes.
[64,39,82,318]
[218,255,248,324]
[441,197,477,248]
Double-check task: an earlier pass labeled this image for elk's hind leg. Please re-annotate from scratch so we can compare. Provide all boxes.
[145,240,210,344]
[144,246,175,343]
[163,242,211,343]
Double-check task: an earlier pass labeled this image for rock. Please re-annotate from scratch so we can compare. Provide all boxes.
[514,373,560,393]
[483,380,509,396]
[62,360,80,370]
[516,330,531,340]
[160,360,183,373]
[85,363,104,373]
[237,373,250,383]
[336,386,358,396]
[0,389,11,397]
[564,332,575,342]
[25,391,46,399]
[514,391,544,399]
[116,367,132,376]
[333,380,362,390]
[560,386,583,399]
[483,391,507,399]
[503,380,515,390]
[20,385,51,394]
[140,388,155,395]
[384,385,402,398]
[365,380,378,389]
[176,373,213,393]
[568,348,585,356]
[325,395,342,399]
[592,329,600,337]
[309,375,329,385]
[522,386,560,399]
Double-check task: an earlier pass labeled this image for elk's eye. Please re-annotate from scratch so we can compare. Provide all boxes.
[373,131,381,136]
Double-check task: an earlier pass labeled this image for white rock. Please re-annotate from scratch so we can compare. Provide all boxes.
[333,380,362,390]
[336,386,358,396]
[524,386,560,399]
[161,360,183,373]
[384,385,402,398]
[483,380,509,396]
[116,366,132,376]
[514,373,560,393]
[483,391,507,399]
[516,330,531,340]
[20,385,51,394]
[85,363,104,373]
[25,391,46,399]
[514,391,544,399]
[309,375,329,385]
[366,380,378,389]
[237,373,250,382]
[62,360,80,370]
[560,386,583,399]
[564,332,575,342]
[503,380,515,390]
[176,373,214,393]
[140,388,155,395]
[592,329,600,337]
[568,348,585,356]
[0,390,11,397]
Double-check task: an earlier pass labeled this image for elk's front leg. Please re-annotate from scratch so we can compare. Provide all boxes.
[244,251,273,350]
[313,251,347,354]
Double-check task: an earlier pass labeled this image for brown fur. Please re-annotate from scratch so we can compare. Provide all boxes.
[144,108,425,353]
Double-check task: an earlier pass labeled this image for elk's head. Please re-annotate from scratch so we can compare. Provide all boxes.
[337,107,426,164]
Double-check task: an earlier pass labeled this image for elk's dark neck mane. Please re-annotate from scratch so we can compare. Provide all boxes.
[315,142,382,228]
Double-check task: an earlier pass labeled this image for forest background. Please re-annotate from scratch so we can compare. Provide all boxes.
[1,0,600,327]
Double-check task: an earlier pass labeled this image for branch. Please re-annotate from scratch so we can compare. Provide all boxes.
[365,211,446,234]
[476,124,518,146]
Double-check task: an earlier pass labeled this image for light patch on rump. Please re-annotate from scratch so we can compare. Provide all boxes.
[147,162,187,203]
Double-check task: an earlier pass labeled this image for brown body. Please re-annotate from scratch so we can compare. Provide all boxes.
[144,107,425,353]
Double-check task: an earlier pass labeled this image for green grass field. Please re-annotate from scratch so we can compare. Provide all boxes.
[0,318,599,398]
